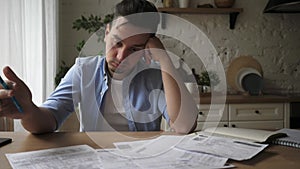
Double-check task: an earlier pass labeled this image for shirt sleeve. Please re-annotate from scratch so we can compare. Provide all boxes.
[41,62,81,130]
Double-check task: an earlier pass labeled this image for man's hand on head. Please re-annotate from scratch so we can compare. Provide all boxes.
[144,36,169,64]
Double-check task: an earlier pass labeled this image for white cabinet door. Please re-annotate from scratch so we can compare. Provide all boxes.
[229,121,284,130]
[229,103,284,121]
[196,122,229,131]
[197,104,228,122]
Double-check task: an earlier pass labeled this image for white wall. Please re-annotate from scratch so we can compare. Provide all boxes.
[59,0,300,95]
[59,0,120,65]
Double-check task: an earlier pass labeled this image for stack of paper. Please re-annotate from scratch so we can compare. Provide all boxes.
[6,133,269,169]
[6,145,101,169]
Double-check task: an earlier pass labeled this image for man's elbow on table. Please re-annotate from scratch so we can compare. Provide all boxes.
[170,120,197,134]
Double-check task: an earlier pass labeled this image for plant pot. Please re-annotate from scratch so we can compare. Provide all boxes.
[214,0,235,8]
[178,0,190,8]
[163,0,173,8]
[201,85,211,93]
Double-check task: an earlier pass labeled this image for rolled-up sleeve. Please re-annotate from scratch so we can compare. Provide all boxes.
[41,61,81,129]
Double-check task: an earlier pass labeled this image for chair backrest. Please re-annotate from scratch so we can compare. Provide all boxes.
[0,117,14,131]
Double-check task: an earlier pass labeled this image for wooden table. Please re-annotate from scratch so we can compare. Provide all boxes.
[1,132,300,169]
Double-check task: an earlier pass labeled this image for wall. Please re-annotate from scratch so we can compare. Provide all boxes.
[59,0,120,65]
[59,0,300,95]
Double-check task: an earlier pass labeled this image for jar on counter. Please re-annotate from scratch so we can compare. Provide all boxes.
[163,0,173,8]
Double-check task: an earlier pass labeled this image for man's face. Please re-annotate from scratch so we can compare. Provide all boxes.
[104,17,151,79]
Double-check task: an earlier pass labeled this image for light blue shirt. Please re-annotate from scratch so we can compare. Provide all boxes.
[42,56,170,131]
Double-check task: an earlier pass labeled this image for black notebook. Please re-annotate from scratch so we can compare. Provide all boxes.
[270,128,300,149]
[0,138,12,147]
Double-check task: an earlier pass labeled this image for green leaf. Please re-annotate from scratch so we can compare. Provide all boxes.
[76,40,86,52]
[55,61,71,87]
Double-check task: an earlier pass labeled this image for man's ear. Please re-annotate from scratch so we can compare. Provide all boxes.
[104,24,111,42]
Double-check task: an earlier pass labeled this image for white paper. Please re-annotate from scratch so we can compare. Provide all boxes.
[6,145,101,169]
[176,133,268,161]
[96,147,230,169]
[113,140,149,151]
[110,135,232,168]
[113,135,184,158]
[135,148,230,169]
[5,133,265,169]
[97,149,141,169]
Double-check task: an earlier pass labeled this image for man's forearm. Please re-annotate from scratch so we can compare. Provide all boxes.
[145,37,198,133]
[21,106,57,134]
[159,57,198,134]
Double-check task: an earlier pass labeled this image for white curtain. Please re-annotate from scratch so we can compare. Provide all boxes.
[0,0,58,131]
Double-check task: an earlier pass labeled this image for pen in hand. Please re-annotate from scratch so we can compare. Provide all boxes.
[0,75,23,113]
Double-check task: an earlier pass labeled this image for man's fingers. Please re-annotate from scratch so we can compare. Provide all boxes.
[3,66,22,85]
[0,100,23,119]
[0,89,12,99]
[143,50,152,65]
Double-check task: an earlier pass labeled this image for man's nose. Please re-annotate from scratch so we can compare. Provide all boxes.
[116,47,128,62]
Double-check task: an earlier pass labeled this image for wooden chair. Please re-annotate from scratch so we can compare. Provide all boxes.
[0,117,14,131]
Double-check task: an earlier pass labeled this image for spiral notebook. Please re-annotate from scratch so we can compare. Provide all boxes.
[270,128,300,149]
[202,127,287,143]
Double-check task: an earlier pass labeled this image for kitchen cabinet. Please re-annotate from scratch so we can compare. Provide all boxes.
[196,102,288,131]
[161,95,293,131]
[195,104,228,130]
[196,95,292,131]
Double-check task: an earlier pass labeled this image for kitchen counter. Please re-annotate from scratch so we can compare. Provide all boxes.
[198,94,300,104]
[191,94,300,130]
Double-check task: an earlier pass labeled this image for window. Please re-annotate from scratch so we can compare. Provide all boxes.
[0,0,58,131]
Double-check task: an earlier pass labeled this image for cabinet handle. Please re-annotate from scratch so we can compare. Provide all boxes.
[232,124,236,128]
[199,111,203,115]
[255,110,260,114]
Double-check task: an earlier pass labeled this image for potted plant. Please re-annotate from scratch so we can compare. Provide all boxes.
[198,70,220,93]
[55,14,114,86]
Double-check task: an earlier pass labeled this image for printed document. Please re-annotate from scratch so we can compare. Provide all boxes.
[6,145,101,169]
[5,133,269,168]
[114,133,267,161]
[111,135,232,168]
[114,135,184,158]
[97,148,230,169]
[176,133,268,161]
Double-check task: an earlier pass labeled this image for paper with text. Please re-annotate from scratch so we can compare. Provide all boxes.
[6,145,101,169]
[176,133,268,161]
[97,147,231,169]
[114,135,184,158]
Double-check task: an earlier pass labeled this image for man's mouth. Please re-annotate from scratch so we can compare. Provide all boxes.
[111,62,119,68]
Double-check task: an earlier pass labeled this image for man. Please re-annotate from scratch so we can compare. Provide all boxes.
[0,0,198,134]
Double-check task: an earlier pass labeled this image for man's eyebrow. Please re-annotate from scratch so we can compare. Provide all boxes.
[112,34,121,41]
[112,34,148,47]
[115,20,129,30]
[133,43,147,48]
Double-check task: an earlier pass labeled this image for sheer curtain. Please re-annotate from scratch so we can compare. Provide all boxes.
[0,0,58,131]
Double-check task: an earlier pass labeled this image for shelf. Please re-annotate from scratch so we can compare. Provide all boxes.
[158,7,243,29]
[158,7,243,14]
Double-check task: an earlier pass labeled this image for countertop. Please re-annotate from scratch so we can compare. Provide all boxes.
[198,94,300,104]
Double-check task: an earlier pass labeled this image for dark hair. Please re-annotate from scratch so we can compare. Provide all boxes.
[115,0,158,16]
[113,0,160,35]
